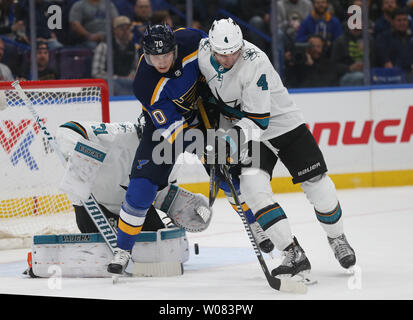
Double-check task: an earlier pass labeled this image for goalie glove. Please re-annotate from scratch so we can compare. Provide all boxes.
[154,185,213,232]
[59,137,107,203]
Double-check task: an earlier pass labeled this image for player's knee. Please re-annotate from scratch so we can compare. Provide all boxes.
[301,173,338,212]
[240,169,274,212]
[125,177,158,209]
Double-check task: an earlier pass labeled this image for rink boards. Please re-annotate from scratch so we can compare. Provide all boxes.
[112,85,413,195]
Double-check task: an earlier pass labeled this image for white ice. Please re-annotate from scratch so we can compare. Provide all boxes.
[1,185,412,300]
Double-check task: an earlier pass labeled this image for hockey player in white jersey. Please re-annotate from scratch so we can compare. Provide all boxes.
[55,119,213,235]
[198,18,356,279]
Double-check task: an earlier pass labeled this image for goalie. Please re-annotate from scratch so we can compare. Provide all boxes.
[24,118,213,278]
[55,118,213,235]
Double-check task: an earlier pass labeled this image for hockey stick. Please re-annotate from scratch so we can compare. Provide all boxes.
[208,164,220,207]
[219,164,307,294]
[11,80,118,254]
[197,99,220,207]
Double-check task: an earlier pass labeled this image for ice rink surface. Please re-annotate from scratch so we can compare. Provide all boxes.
[0,185,412,301]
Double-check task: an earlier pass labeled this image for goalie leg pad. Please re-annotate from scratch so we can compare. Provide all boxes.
[154,185,212,232]
[30,228,189,278]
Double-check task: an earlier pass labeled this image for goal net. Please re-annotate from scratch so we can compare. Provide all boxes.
[0,79,109,249]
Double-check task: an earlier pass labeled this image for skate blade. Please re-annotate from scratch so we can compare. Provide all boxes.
[111,261,134,284]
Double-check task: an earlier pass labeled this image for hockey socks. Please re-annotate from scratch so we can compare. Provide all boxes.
[315,202,344,238]
[117,178,158,251]
[219,179,256,224]
[254,203,294,251]
[255,202,287,231]
[315,202,342,225]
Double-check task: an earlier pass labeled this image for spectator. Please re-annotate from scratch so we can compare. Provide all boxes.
[281,0,313,26]
[328,0,351,22]
[369,0,383,22]
[113,0,136,20]
[133,0,152,24]
[247,1,286,57]
[373,0,399,37]
[15,0,63,50]
[331,0,375,86]
[0,0,25,40]
[284,34,346,87]
[295,0,342,54]
[131,0,152,50]
[150,10,173,27]
[281,0,313,53]
[92,16,137,96]
[0,38,14,80]
[193,0,219,29]
[19,40,59,81]
[375,8,413,82]
[69,0,119,49]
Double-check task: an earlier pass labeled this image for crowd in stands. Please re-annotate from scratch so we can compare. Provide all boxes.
[0,0,412,95]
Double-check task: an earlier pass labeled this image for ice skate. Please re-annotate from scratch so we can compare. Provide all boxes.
[107,248,131,283]
[328,234,356,269]
[250,222,274,254]
[271,237,315,284]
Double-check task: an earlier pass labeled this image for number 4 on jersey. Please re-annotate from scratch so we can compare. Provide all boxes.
[257,74,268,90]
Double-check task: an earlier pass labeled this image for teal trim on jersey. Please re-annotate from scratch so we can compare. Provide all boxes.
[220,104,244,119]
[209,55,231,74]
[249,116,269,129]
[33,228,186,245]
[219,104,270,129]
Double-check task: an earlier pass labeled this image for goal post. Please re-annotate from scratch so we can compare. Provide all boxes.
[0,79,110,249]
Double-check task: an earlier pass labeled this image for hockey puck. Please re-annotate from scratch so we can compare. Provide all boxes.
[194,243,199,255]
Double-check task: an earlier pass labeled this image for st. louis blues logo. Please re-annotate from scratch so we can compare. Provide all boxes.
[136,159,149,169]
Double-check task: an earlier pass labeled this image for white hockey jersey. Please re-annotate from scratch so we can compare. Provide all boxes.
[55,121,139,214]
[198,38,305,141]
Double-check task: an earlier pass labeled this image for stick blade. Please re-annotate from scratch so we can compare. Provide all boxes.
[279,278,308,294]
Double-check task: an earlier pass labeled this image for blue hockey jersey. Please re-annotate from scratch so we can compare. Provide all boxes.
[132,27,207,144]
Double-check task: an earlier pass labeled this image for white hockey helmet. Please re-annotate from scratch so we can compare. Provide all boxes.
[208,18,244,55]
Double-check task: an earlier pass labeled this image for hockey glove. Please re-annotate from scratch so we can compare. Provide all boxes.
[204,127,249,166]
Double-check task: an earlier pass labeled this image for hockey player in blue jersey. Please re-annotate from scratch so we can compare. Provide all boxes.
[107,24,206,274]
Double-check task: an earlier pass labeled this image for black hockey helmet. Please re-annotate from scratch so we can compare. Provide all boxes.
[142,24,177,55]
